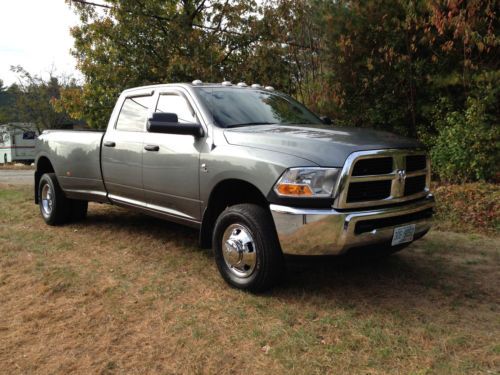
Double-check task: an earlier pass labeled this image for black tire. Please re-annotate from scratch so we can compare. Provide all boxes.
[38,173,71,225]
[212,204,285,292]
[69,200,88,222]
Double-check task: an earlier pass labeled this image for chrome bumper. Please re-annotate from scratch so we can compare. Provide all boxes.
[270,194,434,256]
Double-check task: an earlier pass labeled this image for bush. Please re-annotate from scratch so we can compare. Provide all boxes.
[429,73,499,182]
[430,102,499,182]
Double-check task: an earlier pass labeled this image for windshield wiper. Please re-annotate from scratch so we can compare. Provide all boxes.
[226,122,277,128]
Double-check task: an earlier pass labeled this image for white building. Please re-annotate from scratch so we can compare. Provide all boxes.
[0,123,38,164]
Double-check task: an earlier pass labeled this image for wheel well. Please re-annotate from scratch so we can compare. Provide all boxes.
[200,179,269,249]
[34,157,55,204]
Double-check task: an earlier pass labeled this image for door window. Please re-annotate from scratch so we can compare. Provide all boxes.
[156,94,198,124]
[115,95,152,131]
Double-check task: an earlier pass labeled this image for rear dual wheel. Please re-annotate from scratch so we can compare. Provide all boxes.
[38,173,88,225]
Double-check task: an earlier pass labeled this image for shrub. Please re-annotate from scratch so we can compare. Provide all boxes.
[429,73,499,182]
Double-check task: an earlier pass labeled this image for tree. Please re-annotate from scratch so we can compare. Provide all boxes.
[66,0,273,128]
[0,79,12,123]
[8,66,77,133]
[63,0,498,181]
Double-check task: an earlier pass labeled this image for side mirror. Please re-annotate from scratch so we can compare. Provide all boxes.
[147,112,204,137]
[320,116,332,125]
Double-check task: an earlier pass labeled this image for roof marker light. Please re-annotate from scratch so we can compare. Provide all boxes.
[192,79,203,85]
[237,82,248,87]
[265,86,275,91]
[251,84,262,88]
[221,81,232,86]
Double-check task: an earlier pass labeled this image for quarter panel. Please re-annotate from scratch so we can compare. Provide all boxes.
[36,131,106,194]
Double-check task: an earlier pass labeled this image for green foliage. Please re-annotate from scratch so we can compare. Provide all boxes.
[62,0,499,181]
[0,79,19,123]
[429,72,499,182]
[5,66,78,133]
[66,0,281,128]
[430,105,499,182]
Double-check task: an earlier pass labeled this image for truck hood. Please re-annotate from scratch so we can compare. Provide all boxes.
[223,125,422,167]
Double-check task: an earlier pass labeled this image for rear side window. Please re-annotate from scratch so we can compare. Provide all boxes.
[115,96,152,131]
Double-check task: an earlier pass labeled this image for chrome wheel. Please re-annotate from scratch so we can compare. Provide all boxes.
[41,183,53,216]
[222,224,257,278]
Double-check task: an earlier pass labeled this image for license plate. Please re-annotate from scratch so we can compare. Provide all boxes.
[391,224,416,246]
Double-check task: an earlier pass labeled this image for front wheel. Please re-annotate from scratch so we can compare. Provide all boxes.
[212,204,285,292]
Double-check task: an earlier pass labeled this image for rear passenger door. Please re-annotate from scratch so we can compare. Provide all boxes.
[102,93,153,204]
[142,90,204,222]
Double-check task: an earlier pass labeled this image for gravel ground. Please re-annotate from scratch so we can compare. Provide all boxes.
[0,169,34,185]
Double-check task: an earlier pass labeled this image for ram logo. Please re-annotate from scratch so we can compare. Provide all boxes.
[396,169,407,183]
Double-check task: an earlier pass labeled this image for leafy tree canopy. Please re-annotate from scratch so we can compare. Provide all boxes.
[59,0,498,181]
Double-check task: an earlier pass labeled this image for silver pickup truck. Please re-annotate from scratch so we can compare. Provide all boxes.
[34,81,434,291]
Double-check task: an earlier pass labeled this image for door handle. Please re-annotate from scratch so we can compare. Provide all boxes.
[103,141,116,147]
[144,145,160,152]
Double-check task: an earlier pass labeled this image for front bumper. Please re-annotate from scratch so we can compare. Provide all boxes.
[270,194,435,256]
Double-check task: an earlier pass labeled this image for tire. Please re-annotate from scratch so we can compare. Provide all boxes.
[69,200,88,222]
[38,173,71,225]
[212,204,285,292]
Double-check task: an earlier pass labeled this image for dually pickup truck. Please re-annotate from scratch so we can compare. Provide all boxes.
[35,81,434,291]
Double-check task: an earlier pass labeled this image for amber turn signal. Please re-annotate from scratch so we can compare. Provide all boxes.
[276,184,314,196]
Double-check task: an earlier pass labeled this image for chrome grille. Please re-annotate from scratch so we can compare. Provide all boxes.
[334,150,430,209]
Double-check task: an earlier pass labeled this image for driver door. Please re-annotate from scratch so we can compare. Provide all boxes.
[142,90,205,222]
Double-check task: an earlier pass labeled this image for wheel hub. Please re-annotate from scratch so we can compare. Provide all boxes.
[222,224,257,278]
[41,183,53,216]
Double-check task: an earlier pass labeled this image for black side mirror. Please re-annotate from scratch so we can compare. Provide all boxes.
[320,116,332,125]
[153,112,178,123]
[147,112,204,137]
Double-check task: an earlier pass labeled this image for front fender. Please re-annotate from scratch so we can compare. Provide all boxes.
[199,144,318,208]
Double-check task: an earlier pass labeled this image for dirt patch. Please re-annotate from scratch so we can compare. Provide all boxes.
[1,185,499,374]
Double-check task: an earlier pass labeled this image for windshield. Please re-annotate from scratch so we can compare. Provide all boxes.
[195,87,323,128]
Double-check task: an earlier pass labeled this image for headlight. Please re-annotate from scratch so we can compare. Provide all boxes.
[274,167,341,198]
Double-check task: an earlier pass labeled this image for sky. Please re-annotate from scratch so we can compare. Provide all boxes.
[0,0,82,86]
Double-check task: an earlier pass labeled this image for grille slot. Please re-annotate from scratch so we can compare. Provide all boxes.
[404,175,426,196]
[352,157,393,176]
[354,208,433,234]
[347,180,392,203]
[406,155,426,172]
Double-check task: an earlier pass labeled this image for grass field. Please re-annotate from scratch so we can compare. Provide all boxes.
[1,184,499,374]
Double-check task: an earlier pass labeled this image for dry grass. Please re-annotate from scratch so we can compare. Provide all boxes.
[0,184,499,374]
[433,182,499,235]
[0,163,34,170]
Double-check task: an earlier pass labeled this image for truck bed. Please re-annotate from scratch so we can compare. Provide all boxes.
[36,130,108,202]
